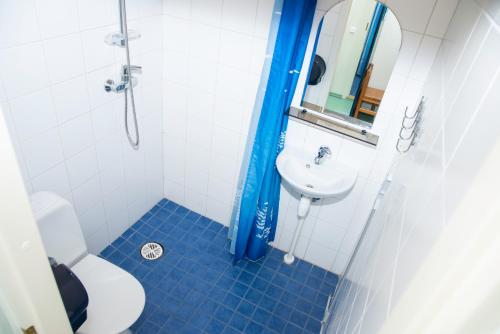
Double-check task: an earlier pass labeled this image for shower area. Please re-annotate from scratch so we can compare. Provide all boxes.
[0,0,164,253]
[0,0,338,333]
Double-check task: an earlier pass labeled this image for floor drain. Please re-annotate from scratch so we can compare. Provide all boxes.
[140,242,164,260]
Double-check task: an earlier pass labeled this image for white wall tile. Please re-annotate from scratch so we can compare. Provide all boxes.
[51,76,91,123]
[31,163,72,200]
[99,162,125,196]
[164,179,185,205]
[140,0,163,18]
[78,202,107,238]
[443,28,500,164]
[212,127,241,160]
[409,36,442,81]
[221,0,259,35]
[162,0,191,19]
[310,218,346,250]
[189,23,221,61]
[304,242,337,271]
[43,34,86,84]
[0,0,40,48]
[213,95,246,133]
[77,0,114,30]
[85,225,109,255]
[206,197,231,226]
[392,30,422,77]
[219,31,254,70]
[91,100,120,141]
[209,152,239,185]
[86,66,116,109]
[192,0,223,27]
[0,43,49,99]
[163,134,185,184]
[21,128,64,177]
[254,0,274,39]
[65,146,99,189]
[81,26,116,72]
[164,51,189,85]
[9,89,57,140]
[72,175,102,215]
[187,57,218,93]
[103,190,129,239]
[443,14,490,108]
[426,0,460,38]
[207,176,234,207]
[163,16,190,54]
[328,1,500,331]
[59,113,94,158]
[385,0,437,33]
[336,140,377,178]
[185,147,210,193]
[36,0,80,39]
[184,188,208,215]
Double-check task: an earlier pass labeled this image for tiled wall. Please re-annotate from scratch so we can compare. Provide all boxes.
[0,0,459,278]
[159,0,456,274]
[328,0,500,332]
[161,0,273,224]
[271,0,457,274]
[0,0,164,253]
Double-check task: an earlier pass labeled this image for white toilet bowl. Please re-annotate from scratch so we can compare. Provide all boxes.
[30,191,145,334]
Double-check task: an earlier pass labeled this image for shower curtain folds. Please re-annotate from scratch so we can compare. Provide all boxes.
[229,0,317,262]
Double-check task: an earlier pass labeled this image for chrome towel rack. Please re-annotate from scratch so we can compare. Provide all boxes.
[396,96,425,153]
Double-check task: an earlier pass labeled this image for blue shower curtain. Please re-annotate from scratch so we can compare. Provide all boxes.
[229,0,317,262]
[349,2,387,101]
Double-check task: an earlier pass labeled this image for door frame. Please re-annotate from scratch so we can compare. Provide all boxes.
[0,109,71,334]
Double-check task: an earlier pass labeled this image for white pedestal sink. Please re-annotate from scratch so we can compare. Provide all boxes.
[276,146,357,264]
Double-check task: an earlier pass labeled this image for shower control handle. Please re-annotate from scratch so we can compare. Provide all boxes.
[104,79,127,93]
[104,79,115,92]
[122,64,142,76]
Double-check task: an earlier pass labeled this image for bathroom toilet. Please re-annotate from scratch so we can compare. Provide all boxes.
[30,191,145,334]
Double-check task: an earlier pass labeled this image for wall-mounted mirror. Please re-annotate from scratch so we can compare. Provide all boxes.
[302,0,401,128]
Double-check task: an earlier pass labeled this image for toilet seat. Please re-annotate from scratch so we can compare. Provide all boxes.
[72,254,145,334]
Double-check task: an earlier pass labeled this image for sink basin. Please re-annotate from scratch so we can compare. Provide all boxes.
[276,147,357,199]
[276,146,357,265]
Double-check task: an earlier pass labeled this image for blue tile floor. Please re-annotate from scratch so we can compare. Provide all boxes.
[100,198,338,334]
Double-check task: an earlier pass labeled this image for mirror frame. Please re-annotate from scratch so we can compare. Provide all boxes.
[290,0,403,146]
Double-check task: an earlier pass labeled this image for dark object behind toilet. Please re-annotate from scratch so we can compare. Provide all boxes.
[50,258,89,333]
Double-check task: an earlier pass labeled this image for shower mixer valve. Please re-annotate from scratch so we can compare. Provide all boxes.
[104,65,142,93]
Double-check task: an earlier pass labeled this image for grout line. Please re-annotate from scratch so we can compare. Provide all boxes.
[445,63,500,170]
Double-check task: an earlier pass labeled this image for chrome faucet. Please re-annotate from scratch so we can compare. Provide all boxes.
[314,146,331,164]
[104,65,142,93]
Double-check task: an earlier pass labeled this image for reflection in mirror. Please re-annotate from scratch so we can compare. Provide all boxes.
[302,0,401,127]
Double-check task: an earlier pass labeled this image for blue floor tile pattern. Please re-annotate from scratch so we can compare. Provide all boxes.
[100,198,338,334]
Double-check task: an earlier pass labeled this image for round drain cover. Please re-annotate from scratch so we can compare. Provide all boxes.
[140,242,164,260]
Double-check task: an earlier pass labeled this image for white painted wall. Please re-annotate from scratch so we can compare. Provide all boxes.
[328,0,500,332]
[161,0,274,225]
[0,0,164,254]
[368,9,401,90]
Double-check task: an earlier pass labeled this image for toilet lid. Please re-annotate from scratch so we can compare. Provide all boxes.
[72,254,145,334]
